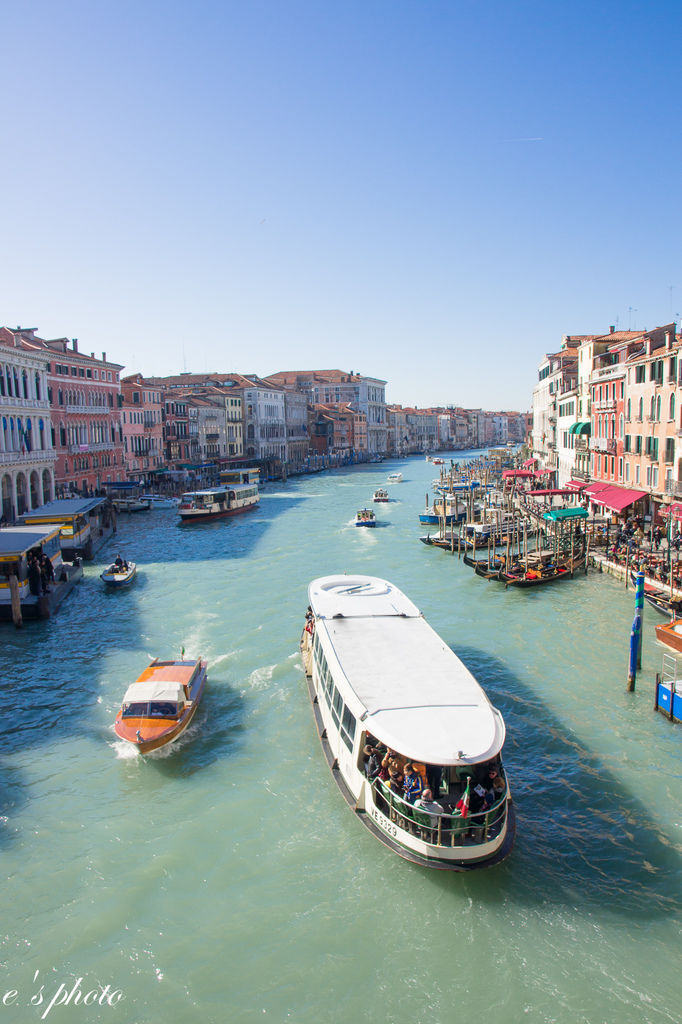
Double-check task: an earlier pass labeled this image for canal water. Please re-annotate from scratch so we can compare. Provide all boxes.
[1,453,680,1024]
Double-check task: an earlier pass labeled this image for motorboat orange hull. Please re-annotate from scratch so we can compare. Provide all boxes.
[655,621,682,653]
[114,658,207,753]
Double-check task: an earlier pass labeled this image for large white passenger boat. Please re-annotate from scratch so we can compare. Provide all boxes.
[300,574,515,870]
[178,483,259,522]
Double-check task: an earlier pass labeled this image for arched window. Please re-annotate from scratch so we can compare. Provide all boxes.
[0,368,4,397]
[611,415,616,438]
[619,414,624,438]
[627,398,631,420]
[650,396,656,420]
[657,395,661,421]
[638,397,643,421]
[22,370,28,399]
[35,371,41,400]
[671,394,676,421]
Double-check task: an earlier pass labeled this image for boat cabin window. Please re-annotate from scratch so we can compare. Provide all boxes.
[122,701,181,718]
[331,685,343,727]
[122,702,149,718]
[340,705,356,752]
[148,701,180,718]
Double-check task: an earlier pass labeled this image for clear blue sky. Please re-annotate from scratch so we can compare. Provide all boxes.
[2,0,680,411]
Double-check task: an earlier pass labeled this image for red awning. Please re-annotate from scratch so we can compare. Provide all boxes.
[502,469,535,478]
[589,485,648,513]
[565,479,586,492]
[522,458,537,468]
[583,481,610,495]
[533,469,554,476]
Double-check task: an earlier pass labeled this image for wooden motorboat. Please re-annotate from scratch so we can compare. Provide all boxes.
[629,571,682,617]
[114,657,207,754]
[100,560,137,587]
[655,618,682,653]
[373,488,390,503]
[355,508,377,527]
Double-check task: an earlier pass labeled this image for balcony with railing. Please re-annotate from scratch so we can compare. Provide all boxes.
[0,449,56,465]
[67,441,117,454]
[66,403,109,415]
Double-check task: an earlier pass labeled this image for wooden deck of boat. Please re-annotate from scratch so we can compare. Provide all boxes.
[137,661,198,684]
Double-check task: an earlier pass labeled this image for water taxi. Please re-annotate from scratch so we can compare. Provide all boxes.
[114,657,207,753]
[140,494,179,509]
[178,483,259,522]
[300,574,515,870]
[103,482,152,513]
[373,488,389,503]
[654,618,682,653]
[100,559,137,587]
[419,493,465,526]
[387,472,403,484]
[355,508,376,527]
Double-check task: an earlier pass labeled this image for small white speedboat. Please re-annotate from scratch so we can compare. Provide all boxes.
[101,561,137,587]
[387,472,403,484]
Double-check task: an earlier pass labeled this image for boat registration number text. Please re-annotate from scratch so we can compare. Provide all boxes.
[369,805,399,838]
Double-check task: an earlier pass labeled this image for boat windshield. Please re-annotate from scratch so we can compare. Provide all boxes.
[148,701,180,718]
[121,702,149,718]
[122,701,181,718]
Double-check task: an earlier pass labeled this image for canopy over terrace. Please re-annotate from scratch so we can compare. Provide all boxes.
[584,484,648,514]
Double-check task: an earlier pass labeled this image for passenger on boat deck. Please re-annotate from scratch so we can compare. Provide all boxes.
[402,763,424,804]
[363,744,383,780]
[387,764,404,793]
[414,789,443,815]
[484,766,505,804]
[114,555,124,570]
[426,764,442,796]
[411,761,428,787]
[469,783,489,815]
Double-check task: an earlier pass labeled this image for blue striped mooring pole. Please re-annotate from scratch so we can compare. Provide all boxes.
[627,570,645,691]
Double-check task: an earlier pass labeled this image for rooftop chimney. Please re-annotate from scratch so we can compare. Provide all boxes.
[102,352,106,363]
[91,352,94,358]
[609,325,615,333]
[72,338,78,351]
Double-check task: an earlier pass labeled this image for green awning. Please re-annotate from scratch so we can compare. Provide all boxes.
[568,420,591,435]
[542,508,589,522]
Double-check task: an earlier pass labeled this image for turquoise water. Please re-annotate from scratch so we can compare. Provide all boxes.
[1,453,680,1024]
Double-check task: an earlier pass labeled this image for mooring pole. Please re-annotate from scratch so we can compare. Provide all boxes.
[627,570,644,691]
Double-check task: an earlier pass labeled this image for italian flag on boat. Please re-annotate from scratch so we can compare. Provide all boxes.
[456,778,471,818]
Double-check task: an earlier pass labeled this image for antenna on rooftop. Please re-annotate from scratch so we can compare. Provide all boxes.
[627,306,637,330]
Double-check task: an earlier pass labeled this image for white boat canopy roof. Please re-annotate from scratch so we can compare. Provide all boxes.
[309,575,505,766]
[122,680,185,703]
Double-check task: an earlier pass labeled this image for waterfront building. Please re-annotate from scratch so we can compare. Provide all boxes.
[398,407,437,453]
[386,405,409,456]
[277,386,309,474]
[267,369,388,455]
[618,324,680,516]
[556,389,579,486]
[309,403,367,460]
[0,328,56,520]
[1,328,124,495]
[531,341,579,479]
[163,395,190,469]
[120,375,164,484]
[241,376,287,473]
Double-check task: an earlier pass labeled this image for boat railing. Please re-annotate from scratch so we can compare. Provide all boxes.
[371,780,507,848]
